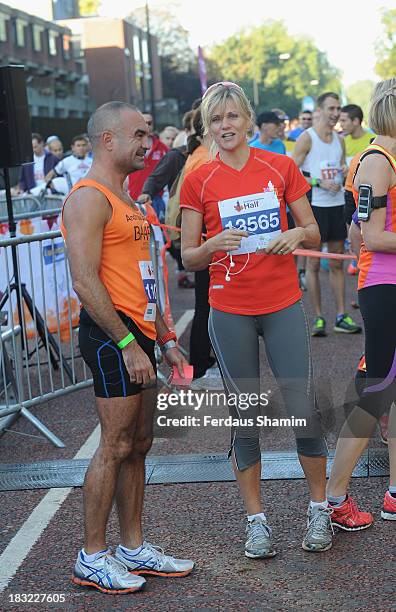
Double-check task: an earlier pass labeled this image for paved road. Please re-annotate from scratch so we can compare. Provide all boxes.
[0,265,393,611]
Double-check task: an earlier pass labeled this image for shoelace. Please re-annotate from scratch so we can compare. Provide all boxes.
[105,554,130,576]
[246,521,272,544]
[347,497,361,521]
[143,542,173,568]
[308,507,334,536]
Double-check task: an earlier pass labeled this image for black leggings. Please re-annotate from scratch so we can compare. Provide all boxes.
[189,268,213,378]
[358,284,396,418]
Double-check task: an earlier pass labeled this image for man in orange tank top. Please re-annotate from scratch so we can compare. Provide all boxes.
[62,102,194,594]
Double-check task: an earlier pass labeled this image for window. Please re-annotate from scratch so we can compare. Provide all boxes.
[48,31,58,56]
[15,19,27,47]
[0,13,9,42]
[133,35,140,61]
[38,106,49,116]
[62,34,71,60]
[55,108,66,118]
[32,25,43,52]
[141,38,149,65]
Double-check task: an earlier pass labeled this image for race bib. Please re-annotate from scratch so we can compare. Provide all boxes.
[138,261,157,321]
[320,160,342,182]
[218,187,281,255]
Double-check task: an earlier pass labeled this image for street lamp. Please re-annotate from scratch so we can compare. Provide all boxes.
[145,0,156,122]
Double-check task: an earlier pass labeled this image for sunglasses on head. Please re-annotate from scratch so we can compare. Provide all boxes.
[202,81,243,100]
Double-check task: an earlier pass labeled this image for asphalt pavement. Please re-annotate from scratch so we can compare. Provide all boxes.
[0,263,394,612]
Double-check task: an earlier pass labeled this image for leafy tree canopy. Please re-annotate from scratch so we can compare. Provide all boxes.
[128,2,195,72]
[346,80,377,122]
[207,20,341,118]
[375,8,396,79]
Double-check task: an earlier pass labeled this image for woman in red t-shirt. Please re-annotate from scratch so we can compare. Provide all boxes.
[181,82,332,558]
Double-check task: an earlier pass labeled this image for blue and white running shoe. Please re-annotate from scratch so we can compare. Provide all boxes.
[72,549,146,594]
[116,541,194,577]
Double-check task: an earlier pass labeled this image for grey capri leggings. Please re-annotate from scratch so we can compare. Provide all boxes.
[208,301,328,470]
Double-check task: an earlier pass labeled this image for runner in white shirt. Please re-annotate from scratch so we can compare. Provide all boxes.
[46,135,93,194]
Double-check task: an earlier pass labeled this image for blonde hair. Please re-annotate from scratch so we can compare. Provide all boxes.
[369,78,396,137]
[200,83,255,158]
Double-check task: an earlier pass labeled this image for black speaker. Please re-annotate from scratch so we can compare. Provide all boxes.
[0,65,33,168]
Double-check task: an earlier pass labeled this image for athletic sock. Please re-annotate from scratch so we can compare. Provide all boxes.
[327,493,347,507]
[247,512,267,523]
[309,500,328,512]
[388,485,396,498]
[82,548,108,562]
[119,544,144,555]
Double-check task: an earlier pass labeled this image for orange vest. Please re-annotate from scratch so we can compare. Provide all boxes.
[61,178,156,339]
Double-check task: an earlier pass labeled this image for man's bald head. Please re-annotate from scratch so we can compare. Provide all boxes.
[87,102,140,151]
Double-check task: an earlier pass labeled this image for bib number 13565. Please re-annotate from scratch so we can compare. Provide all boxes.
[224,211,279,233]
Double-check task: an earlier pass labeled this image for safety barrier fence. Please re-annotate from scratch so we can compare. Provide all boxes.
[0,229,91,447]
[0,201,170,446]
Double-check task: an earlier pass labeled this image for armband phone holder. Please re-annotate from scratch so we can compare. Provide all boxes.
[358,184,388,222]
[357,184,372,222]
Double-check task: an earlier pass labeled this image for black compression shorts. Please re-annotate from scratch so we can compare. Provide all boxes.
[79,308,156,398]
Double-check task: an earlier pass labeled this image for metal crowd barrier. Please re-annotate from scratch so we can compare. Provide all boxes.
[0,197,174,446]
[0,194,64,225]
[0,229,92,447]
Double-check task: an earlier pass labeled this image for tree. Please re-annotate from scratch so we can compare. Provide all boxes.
[78,0,100,16]
[128,2,195,72]
[375,8,396,79]
[161,56,201,114]
[128,3,201,114]
[346,81,376,121]
[208,21,341,118]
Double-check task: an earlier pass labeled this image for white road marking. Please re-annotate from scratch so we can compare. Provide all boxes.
[175,309,194,338]
[0,425,100,593]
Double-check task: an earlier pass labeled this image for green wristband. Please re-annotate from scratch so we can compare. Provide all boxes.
[311,177,317,187]
[117,332,135,349]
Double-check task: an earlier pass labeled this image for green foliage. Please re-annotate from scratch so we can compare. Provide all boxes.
[207,21,341,118]
[346,81,376,121]
[78,0,100,16]
[375,8,396,79]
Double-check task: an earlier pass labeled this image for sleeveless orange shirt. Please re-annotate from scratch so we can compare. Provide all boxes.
[61,178,157,340]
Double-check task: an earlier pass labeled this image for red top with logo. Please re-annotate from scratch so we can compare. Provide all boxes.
[128,136,169,200]
[180,148,310,315]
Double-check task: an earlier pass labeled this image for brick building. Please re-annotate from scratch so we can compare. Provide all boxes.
[0,2,93,120]
[58,16,163,115]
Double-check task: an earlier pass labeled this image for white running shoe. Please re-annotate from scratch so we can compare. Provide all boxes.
[72,549,146,594]
[116,541,194,577]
